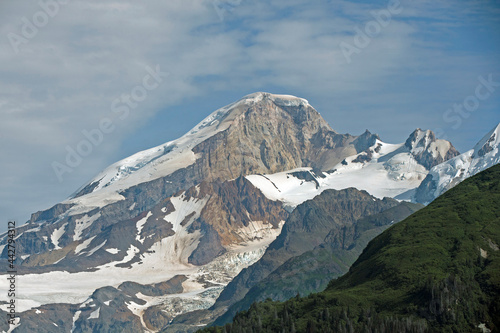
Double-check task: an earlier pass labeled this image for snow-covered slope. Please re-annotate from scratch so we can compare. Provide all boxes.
[247,129,458,208]
[415,122,500,204]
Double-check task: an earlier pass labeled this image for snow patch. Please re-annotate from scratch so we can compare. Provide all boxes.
[105,248,120,254]
[101,245,140,267]
[24,226,42,233]
[126,300,149,329]
[87,240,107,257]
[73,213,101,241]
[80,298,93,308]
[0,298,41,313]
[71,310,81,333]
[88,307,100,319]
[65,190,125,217]
[75,236,96,255]
[6,317,20,333]
[136,211,152,244]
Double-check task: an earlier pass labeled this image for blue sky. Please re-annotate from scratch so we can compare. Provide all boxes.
[0,0,499,229]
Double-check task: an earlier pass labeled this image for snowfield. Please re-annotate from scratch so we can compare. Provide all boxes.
[0,234,281,313]
[247,139,429,208]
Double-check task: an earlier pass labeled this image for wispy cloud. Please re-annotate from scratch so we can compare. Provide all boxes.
[0,0,498,228]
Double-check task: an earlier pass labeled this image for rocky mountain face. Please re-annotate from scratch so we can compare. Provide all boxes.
[404,129,459,169]
[0,177,289,332]
[212,189,400,303]
[0,92,491,332]
[204,192,423,330]
[3,177,286,274]
[214,201,423,325]
[163,189,421,331]
[415,123,500,204]
[2,93,383,268]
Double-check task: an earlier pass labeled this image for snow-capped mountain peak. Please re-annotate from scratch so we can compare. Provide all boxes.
[405,128,435,151]
[472,122,500,159]
[404,128,459,169]
[415,122,500,204]
[72,92,313,199]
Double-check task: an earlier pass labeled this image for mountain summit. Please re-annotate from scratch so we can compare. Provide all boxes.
[404,128,459,169]
[73,92,325,197]
[64,92,380,220]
